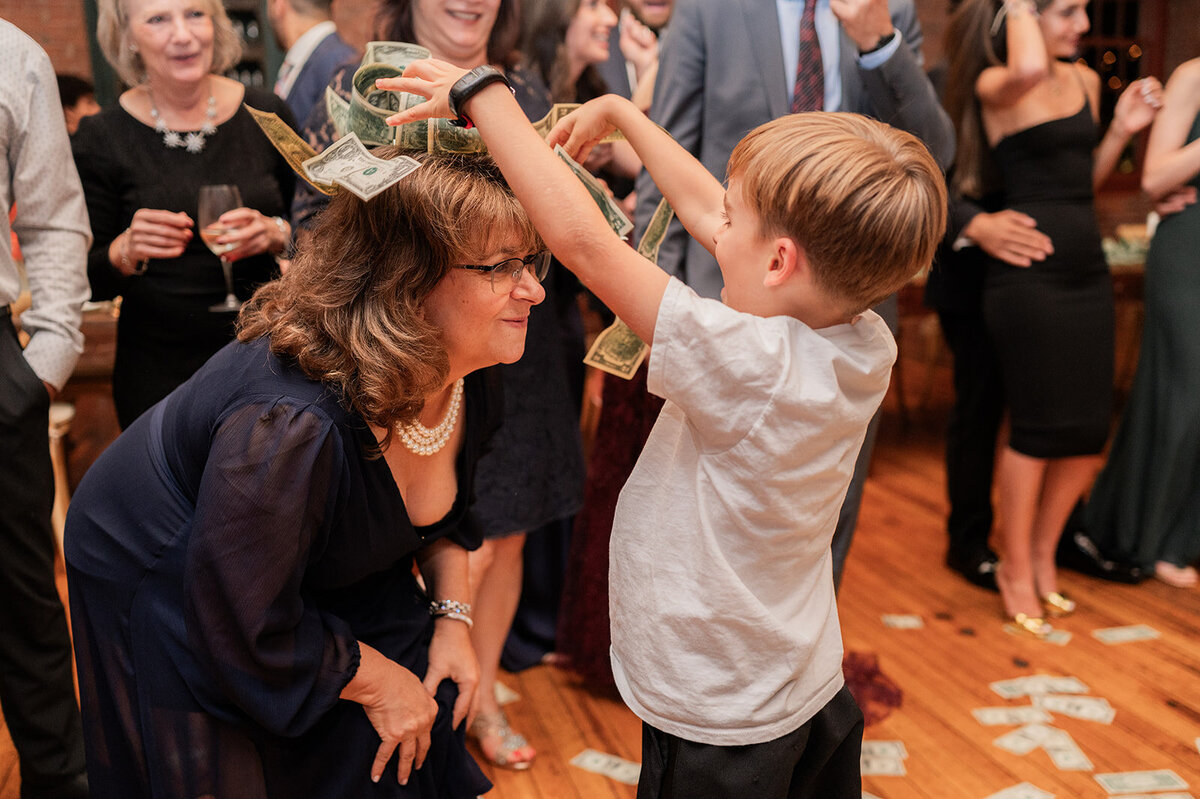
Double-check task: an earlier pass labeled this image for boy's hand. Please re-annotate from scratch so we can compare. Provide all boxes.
[375,59,468,127]
[546,96,624,165]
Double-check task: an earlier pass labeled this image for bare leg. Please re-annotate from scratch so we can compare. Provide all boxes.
[1030,455,1102,598]
[467,533,535,768]
[994,446,1047,620]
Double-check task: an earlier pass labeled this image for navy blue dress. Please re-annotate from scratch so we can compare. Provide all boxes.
[64,337,496,799]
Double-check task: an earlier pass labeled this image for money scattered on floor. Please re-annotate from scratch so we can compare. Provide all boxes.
[860,739,907,776]
[983,782,1055,799]
[973,706,1053,726]
[1094,770,1188,794]
[882,614,924,629]
[993,723,1055,756]
[569,749,641,785]
[1031,694,1115,724]
[861,740,907,759]
[493,681,519,706]
[1110,794,1193,799]
[990,675,1089,699]
[860,754,906,776]
[1092,624,1162,645]
[863,793,884,799]
[1041,726,1092,771]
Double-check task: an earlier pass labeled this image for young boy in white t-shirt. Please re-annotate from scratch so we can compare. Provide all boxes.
[381,61,946,798]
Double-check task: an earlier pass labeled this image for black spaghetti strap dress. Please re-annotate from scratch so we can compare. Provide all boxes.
[982,100,1114,458]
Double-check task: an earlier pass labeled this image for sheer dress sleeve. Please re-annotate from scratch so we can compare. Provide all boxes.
[183,400,360,737]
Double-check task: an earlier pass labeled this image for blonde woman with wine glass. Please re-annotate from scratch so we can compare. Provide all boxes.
[73,0,297,429]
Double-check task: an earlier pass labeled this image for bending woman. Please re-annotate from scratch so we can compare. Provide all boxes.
[1084,57,1200,588]
[65,151,546,798]
[944,0,1160,635]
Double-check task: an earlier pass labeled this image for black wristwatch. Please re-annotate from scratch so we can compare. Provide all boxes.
[859,29,897,56]
[448,66,512,128]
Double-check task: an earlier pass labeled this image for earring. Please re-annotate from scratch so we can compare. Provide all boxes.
[129,44,138,53]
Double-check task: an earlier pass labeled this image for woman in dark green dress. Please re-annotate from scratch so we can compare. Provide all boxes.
[1085,57,1200,588]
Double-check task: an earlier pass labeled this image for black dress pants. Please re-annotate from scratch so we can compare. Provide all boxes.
[937,308,1005,565]
[637,685,864,799]
[0,313,87,796]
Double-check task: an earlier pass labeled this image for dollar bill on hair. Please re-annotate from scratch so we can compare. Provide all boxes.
[553,144,633,238]
[428,116,486,154]
[244,104,334,195]
[983,782,1055,799]
[1091,624,1161,645]
[301,132,421,202]
[569,749,640,785]
[325,86,351,139]
[363,41,431,71]
[393,90,431,152]
[349,62,404,146]
[1094,770,1189,794]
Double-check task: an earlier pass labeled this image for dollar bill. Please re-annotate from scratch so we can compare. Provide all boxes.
[363,40,431,71]
[349,62,404,146]
[984,782,1055,799]
[1041,727,1092,771]
[553,144,633,238]
[860,755,906,776]
[861,740,907,759]
[244,104,333,194]
[1091,624,1161,645]
[863,793,884,799]
[1031,694,1115,724]
[993,724,1055,756]
[1109,794,1192,799]
[324,85,350,139]
[530,102,626,142]
[301,133,421,201]
[1094,770,1188,794]
[393,89,430,151]
[428,116,486,154]
[973,706,1053,726]
[492,681,519,706]
[584,318,648,379]
[990,675,1089,699]
[881,614,924,629]
[637,198,674,262]
[569,749,641,785]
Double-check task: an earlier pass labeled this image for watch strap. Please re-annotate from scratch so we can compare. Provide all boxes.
[448,66,511,128]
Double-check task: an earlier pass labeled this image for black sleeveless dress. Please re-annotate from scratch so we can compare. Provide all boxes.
[982,101,1114,457]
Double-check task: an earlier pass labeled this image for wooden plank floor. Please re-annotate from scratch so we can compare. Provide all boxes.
[4,330,1198,798]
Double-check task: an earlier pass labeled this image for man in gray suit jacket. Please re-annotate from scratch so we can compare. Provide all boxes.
[635,0,954,587]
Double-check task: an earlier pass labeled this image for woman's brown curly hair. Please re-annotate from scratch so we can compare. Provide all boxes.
[238,149,541,447]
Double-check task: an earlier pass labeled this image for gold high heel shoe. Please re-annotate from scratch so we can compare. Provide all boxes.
[1041,591,1076,618]
[1007,613,1052,639]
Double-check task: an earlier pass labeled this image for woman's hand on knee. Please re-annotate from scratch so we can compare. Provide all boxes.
[424,616,479,729]
[341,643,439,785]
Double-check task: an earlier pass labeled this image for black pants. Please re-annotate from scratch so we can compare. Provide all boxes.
[938,308,1005,565]
[0,313,87,795]
[637,685,864,799]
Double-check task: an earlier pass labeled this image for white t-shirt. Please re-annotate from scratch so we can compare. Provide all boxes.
[609,277,895,746]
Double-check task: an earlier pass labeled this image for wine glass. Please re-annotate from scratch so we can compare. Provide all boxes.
[198,184,243,312]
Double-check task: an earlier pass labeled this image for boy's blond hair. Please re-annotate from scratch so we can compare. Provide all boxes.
[727,112,947,315]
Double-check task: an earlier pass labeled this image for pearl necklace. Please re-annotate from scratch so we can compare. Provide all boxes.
[395,379,464,456]
[149,86,217,154]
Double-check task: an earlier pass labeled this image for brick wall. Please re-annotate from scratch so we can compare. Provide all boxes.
[0,0,93,78]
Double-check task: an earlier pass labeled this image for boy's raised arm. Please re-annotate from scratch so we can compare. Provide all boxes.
[379,60,712,344]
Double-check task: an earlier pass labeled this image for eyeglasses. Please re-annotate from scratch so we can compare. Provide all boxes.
[456,251,552,294]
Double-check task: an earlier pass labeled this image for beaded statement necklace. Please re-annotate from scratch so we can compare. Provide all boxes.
[149,85,218,154]
[395,378,464,456]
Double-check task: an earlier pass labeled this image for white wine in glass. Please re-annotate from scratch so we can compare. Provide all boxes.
[197,184,243,312]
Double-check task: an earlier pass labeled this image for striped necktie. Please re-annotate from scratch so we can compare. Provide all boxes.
[791,0,824,113]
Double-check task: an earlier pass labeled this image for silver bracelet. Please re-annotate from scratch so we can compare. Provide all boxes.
[429,599,473,628]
